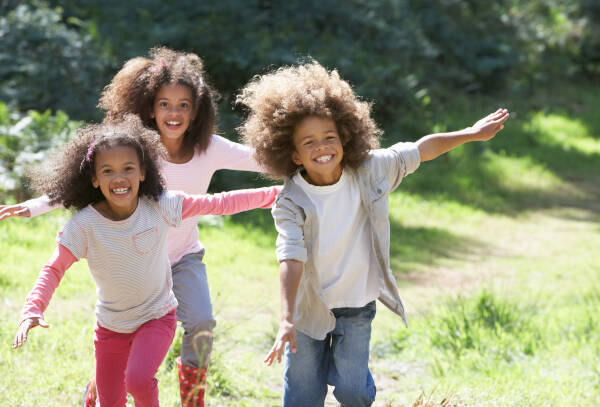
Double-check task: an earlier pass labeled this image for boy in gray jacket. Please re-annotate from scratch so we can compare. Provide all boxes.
[238,61,509,407]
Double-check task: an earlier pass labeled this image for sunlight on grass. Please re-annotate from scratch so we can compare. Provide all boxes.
[526,113,600,155]
[483,152,562,192]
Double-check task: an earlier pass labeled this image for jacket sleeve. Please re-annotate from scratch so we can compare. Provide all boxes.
[272,196,307,263]
[369,142,421,191]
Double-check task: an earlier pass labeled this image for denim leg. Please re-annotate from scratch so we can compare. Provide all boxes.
[171,250,216,368]
[328,301,377,407]
[283,330,329,407]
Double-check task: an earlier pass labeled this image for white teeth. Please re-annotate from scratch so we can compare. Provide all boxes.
[166,121,181,126]
[113,188,129,194]
[315,155,332,163]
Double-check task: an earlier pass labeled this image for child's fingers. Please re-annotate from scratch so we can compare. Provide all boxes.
[264,348,276,366]
[12,322,30,349]
[289,332,297,354]
[276,340,286,364]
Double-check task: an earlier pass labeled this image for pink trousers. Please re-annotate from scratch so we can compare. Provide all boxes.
[94,309,177,407]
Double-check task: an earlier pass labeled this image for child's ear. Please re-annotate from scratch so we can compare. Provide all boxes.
[91,174,99,189]
[140,168,146,182]
[292,151,303,166]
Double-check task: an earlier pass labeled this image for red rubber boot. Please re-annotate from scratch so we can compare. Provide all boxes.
[177,356,207,407]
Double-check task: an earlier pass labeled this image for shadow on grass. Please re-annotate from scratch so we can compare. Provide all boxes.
[389,218,487,276]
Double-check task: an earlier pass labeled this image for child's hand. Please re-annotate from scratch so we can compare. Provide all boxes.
[12,317,49,349]
[264,320,297,366]
[0,204,31,221]
[469,108,510,141]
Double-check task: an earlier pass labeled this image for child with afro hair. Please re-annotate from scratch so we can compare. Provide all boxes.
[238,60,509,406]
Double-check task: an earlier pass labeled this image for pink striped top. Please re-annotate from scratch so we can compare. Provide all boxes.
[19,186,280,333]
[24,134,262,265]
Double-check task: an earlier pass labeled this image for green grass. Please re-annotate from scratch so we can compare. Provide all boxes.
[1,84,600,406]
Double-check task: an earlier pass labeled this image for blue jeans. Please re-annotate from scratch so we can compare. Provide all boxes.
[283,301,377,407]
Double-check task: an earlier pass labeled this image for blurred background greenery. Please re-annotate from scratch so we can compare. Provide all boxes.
[1,0,598,200]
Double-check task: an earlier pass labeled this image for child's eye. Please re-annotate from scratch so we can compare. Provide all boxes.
[159,101,169,108]
[102,169,112,174]
[180,103,190,110]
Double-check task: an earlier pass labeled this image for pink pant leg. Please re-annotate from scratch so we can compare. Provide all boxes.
[94,325,130,407]
[126,309,177,407]
[94,310,177,407]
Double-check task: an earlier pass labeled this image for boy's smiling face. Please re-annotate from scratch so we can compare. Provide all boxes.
[292,116,343,186]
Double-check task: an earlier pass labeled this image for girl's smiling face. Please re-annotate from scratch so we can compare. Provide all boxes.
[292,116,344,186]
[151,83,196,143]
[91,145,145,220]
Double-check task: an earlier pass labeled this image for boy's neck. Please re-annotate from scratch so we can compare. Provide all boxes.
[302,166,343,186]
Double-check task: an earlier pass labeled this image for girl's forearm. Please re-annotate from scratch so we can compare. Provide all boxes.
[181,185,282,218]
[279,260,303,323]
[19,245,76,325]
[23,195,63,218]
[416,128,479,162]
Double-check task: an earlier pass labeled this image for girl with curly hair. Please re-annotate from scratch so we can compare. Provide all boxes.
[11,115,280,406]
[1,47,265,406]
[238,60,509,406]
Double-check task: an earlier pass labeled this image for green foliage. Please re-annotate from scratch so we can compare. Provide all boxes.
[44,0,600,135]
[429,291,537,359]
[0,103,79,201]
[0,1,109,120]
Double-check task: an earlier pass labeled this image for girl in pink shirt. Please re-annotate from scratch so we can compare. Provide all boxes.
[1,47,265,406]
[12,116,280,407]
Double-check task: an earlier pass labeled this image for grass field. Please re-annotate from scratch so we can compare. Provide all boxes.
[1,85,599,406]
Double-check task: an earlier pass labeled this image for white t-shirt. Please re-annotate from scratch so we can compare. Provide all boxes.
[293,170,380,309]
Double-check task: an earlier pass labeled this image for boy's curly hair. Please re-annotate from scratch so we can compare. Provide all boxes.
[237,60,381,179]
[98,47,218,153]
[30,115,166,210]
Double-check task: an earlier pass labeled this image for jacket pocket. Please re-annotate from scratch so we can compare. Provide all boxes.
[132,227,158,254]
[370,178,390,218]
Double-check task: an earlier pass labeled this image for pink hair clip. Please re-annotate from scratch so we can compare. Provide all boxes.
[79,135,97,172]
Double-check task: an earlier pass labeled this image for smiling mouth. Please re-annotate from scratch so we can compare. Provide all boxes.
[111,187,130,196]
[165,121,182,127]
[314,154,333,163]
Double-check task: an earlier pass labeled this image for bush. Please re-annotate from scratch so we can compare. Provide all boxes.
[0,103,79,202]
[0,1,108,120]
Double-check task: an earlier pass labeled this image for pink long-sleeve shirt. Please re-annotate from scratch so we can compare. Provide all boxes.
[19,187,280,332]
[24,134,262,265]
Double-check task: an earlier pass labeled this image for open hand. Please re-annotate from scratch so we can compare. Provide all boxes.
[264,320,297,366]
[470,108,510,141]
[12,317,49,349]
[0,204,31,221]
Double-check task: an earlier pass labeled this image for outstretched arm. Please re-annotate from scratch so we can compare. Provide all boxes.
[264,259,304,366]
[417,108,509,162]
[13,244,76,349]
[0,195,62,221]
[181,185,282,219]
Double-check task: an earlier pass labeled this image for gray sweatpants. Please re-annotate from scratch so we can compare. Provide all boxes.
[171,250,216,368]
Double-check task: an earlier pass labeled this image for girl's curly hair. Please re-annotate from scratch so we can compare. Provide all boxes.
[30,115,166,210]
[237,60,381,179]
[98,47,218,153]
